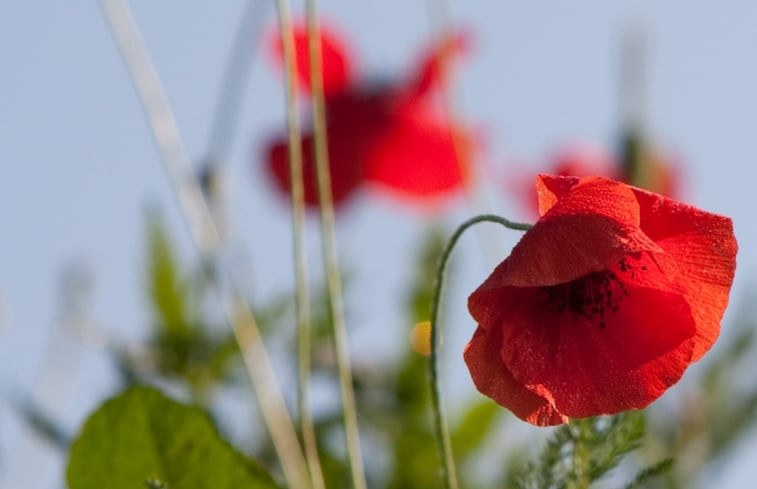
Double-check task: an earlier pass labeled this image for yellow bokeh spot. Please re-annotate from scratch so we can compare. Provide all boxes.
[410,321,432,356]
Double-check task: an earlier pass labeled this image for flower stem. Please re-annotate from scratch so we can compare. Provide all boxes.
[274,2,324,489]
[305,3,368,489]
[429,214,531,489]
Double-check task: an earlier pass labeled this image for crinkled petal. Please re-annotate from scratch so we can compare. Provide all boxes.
[483,177,662,288]
[632,187,738,360]
[520,145,618,218]
[464,327,568,426]
[497,253,696,418]
[535,173,580,216]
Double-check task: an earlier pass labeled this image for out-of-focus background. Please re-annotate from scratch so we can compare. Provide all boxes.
[2,1,757,488]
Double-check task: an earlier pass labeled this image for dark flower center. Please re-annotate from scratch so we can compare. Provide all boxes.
[540,256,647,328]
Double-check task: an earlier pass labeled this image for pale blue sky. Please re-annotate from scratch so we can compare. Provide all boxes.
[2,1,757,487]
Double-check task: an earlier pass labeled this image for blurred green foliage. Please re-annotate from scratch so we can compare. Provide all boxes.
[138,213,241,395]
[515,412,670,489]
[643,311,757,489]
[27,217,752,488]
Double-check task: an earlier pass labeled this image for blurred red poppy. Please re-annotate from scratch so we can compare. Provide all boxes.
[635,148,680,199]
[265,23,472,209]
[465,174,737,426]
[510,142,681,218]
[511,143,615,215]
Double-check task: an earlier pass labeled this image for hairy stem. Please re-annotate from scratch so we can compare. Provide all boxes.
[424,0,505,266]
[429,214,531,489]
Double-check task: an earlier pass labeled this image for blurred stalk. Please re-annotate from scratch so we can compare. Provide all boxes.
[429,215,531,489]
[199,0,270,243]
[1,263,87,488]
[272,1,324,488]
[619,23,650,188]
[99,2,309,488]
[204,0,269,168]
[305,2,368,489]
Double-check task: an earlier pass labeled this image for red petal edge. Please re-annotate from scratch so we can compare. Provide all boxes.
[464,327,568,426]
[489,176,661,287]
[632,187,737,360]
[406,31,470,102]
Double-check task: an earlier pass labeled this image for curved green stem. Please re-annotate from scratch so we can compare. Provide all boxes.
[429,214,531,489]
[305,3,367,489]
[423,2,508,268]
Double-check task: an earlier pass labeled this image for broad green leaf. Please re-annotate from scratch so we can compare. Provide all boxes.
[67,386,279,489]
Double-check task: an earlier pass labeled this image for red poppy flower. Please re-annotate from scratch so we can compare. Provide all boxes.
[465,174,737,426]
[265,23,472,209]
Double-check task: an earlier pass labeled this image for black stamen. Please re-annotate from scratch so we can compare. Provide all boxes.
[539,255,649,329]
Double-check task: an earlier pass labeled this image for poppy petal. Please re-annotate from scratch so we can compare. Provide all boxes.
[464,326,568,426]
[497,254,696,417]
[363,108,471,203]
[267,137,320,206]
[535,173,581,216]
[632,187,738,360]
[406,32,469,102]
[486,177,662,288]
[265,132,363,207]
[271,23,352,96]
[514,145,618,218]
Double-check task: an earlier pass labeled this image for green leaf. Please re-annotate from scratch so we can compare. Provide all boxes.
[147,212,191,339]
[450,399,500,461]
[66,386,279,489]
[622,458,673,489]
